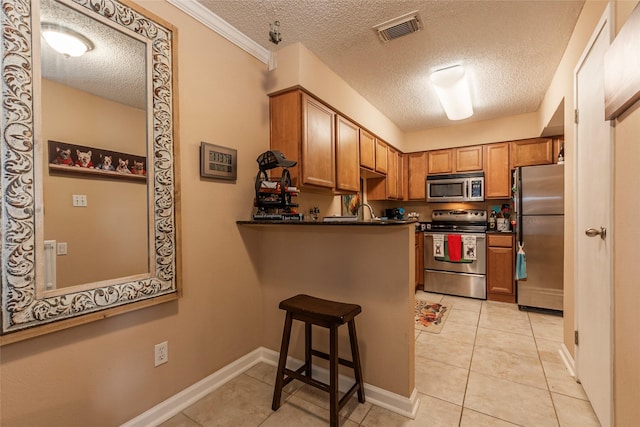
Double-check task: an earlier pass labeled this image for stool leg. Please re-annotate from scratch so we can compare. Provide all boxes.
[329,324,339,427]
[272,312,293,411]
[348,319,365,403]
[305,322,312,378]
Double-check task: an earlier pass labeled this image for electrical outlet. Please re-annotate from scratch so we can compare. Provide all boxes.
[72,194,88,207]
[154,341,168,367]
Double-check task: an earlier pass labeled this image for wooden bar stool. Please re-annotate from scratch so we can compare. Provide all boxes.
[271,294,365,426]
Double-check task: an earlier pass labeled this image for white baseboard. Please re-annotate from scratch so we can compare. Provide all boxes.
[260,347,420,419]
[120,348,264,427]
[121,347,419,426]
[559,343,576,378]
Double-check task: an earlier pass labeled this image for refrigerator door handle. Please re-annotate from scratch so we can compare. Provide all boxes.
[585,226,607,240]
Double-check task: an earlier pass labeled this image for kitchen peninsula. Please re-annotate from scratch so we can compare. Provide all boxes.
[237,221,418,415]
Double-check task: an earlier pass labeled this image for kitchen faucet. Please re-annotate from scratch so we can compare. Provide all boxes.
[356,203,378,220]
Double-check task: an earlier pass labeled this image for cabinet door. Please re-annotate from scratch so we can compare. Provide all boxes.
[484,142,511,199]
[416,232,424,289]
[269,90,302,184]
[487,234,515,303]
[408,152,427,200]
[375,139,388,174]
[397,152,406,200]
[336,115,360,192]
[301,94,335,188]
[487,246,514,294]
[359,129,375,170]
[456,145,483,171]
[386,147,398,199]
[510,138,553,168]
[428,149,453,174]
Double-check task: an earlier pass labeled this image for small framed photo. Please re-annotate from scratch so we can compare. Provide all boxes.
[200,142,237,181]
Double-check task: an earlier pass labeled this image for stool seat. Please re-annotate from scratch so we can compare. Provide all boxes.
[279,294,362,327]
[272,294,365,427]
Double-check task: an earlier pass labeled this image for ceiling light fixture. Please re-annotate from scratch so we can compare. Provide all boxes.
[41,23,93,58]
[430,65,473,121]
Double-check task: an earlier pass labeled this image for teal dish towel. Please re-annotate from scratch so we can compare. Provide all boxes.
[516,243,527,280]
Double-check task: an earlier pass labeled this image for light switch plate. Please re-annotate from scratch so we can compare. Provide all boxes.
[57,242,67,255]
[72,195,87,207]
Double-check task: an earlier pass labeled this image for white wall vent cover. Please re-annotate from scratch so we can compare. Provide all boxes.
[374,11,423,43]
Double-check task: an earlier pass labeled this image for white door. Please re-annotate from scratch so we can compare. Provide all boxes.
[574,5,613,427]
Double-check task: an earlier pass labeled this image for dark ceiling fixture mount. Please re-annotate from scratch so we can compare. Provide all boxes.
[269,20,282,45]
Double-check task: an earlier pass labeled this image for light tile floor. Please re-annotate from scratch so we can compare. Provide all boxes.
[159,291,601,426]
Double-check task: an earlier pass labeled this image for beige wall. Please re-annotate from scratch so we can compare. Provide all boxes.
[613,2,640,425]
[247,224,416,397]
[268,43,405,150]
[0,1,267,424]
[42,79,148,286]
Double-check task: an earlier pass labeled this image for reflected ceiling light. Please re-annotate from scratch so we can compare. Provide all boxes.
[430,65,473,121]
[41,23,93,58]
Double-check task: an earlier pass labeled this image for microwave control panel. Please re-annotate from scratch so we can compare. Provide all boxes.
[471,180,483,198]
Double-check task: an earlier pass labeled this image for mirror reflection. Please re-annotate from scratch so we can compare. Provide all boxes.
[40,0,150,289]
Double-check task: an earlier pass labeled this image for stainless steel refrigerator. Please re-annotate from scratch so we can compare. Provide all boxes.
[515,164,564,312]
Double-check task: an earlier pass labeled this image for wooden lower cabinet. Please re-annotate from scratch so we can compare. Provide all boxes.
[416,231,424,290]
[486,233,516,303]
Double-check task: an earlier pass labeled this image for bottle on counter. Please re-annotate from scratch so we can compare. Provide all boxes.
[489,211,496,230]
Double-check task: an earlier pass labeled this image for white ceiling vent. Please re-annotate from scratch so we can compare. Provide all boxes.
[374,11,423,43]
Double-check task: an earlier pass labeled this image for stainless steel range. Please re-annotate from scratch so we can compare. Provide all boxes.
[423,209,487,299]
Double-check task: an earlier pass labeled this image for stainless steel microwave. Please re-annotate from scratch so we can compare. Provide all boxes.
[426,172,485,203]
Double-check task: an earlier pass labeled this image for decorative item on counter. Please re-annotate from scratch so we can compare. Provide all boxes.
[309,207,320,222]
[489,211,497,230]
[253,150,300,220]
[557,143,564,164]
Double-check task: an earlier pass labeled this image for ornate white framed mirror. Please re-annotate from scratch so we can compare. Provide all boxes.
[1,0,179,343]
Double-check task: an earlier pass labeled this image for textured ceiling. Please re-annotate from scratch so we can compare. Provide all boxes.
[198,0,584,132]
[40,0,146,110]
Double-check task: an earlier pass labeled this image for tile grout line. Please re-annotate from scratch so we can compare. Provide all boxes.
[529,311,563,427]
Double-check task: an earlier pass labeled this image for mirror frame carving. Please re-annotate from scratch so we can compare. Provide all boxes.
[1,0,179,343]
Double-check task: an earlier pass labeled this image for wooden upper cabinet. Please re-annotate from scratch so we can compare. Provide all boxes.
[335,115,360,192]
[407,152,427,200]
[428,149,454,174]
[359,129,376,170]
[375,139,388,174]
[301,93,336,188]
[484,142,511,199]
[269,90,335,189]
[510,138,554,168]
[386,147,399,199]
[456,145,483,172]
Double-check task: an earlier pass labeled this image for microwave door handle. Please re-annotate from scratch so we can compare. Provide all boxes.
[464,180,469,198]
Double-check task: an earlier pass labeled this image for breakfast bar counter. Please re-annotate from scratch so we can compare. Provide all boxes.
[237,221,418,417]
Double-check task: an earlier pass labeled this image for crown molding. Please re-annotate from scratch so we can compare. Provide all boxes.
[166,0,270,64]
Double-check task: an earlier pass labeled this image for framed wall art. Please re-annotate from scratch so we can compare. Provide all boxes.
[200,142,237,181]
[48,140,147,181]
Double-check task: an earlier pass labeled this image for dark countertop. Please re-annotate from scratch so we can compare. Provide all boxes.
[237,219,416,226]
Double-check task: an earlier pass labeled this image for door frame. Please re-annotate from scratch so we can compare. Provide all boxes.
[572,3,615,426]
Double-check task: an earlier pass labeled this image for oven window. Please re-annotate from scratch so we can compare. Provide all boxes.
[430,182,464,197]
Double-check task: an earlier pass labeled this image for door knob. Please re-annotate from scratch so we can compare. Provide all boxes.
[585,226,607,240]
